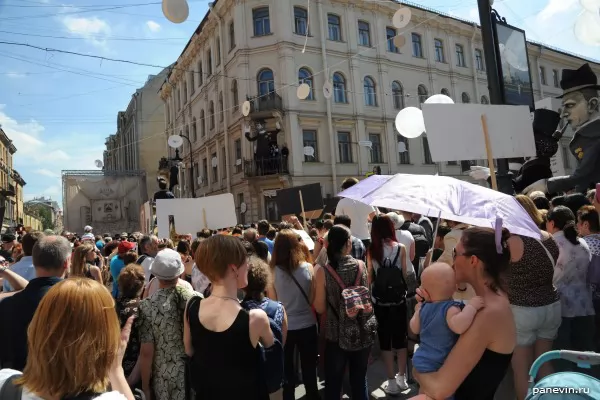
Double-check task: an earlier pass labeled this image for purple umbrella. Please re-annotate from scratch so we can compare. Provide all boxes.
[338,174,541,239]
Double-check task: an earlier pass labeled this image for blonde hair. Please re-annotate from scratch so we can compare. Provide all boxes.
[71,243,95,277]
[17,278,120,398]
[516,194,544,227]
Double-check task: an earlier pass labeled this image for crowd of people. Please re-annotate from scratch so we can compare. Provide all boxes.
[0,176,599,400]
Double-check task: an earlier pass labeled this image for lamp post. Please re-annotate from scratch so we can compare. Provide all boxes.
[168,134,196,198]
[477,0,514,195]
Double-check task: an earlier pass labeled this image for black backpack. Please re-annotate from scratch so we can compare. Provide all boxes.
[401,222,430,268]
[372,245,407,305]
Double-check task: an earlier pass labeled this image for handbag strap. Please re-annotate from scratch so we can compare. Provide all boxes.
[282,267,311,307]
[323,264,346,289]
[536,237,556,268]
[353,262,364,286]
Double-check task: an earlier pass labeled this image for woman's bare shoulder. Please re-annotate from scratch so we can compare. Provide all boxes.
[475,295,515,350]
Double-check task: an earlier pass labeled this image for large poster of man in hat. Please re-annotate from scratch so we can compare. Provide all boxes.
[524,63,600,195]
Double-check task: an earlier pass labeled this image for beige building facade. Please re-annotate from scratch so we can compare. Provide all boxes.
[160,0,599,222]
[105,68,170,200]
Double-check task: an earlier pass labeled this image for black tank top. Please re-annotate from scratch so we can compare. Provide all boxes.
[188,298,266,400]
[454,348,513,400]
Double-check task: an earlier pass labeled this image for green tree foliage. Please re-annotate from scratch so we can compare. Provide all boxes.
[24,204,54,231]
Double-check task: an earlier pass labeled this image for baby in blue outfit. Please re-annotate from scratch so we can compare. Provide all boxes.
[410,263,484,399]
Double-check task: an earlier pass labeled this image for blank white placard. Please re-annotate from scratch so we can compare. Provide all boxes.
[422,104,536,162]
[156,194,238,237]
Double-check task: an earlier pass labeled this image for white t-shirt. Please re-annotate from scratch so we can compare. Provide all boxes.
[395,229,415,273]
[140,256,154,284]
[0,369,126,400]
[335,197,375,240]
[191,264,211,293]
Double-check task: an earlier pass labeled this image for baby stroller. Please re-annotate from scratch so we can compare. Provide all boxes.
[526,350,600,399]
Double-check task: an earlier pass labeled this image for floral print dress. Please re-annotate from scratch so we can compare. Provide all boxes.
[138,286,196,400]
[115,297,141,378]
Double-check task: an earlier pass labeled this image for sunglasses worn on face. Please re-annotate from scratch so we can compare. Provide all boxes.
[452,248,470,260]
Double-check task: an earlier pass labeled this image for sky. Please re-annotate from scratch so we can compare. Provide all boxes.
[0,0,598,208]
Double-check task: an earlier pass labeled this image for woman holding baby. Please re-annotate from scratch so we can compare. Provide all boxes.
[413,227,516,400]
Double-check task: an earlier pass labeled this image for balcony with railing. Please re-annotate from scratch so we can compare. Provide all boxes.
[243,156,289,178]
[247,93,283,120]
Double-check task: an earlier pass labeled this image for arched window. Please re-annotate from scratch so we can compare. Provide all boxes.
[209,101,215,129]
[417,84,428,105]
[183,79,188,103]
[441,88,450,97]
[392,81,404,110]
[200,110,205,137]
[298,67,314,100]
[231,80,239,111]
[185,126,190,152]
[192,117,197,142]
[219,92,224,121]
[462,92,470,103]
[364,76,377,106]
[333,72,347,103]
[257,68,274,97]
[481,95,489,104]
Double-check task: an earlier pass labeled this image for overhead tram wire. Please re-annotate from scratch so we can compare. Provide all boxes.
[0,30,189,42]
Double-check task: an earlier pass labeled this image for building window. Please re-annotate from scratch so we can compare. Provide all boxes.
[219,92,224,122]
[540,66,547,85]
[328,14,341,41]
[207,50,212,76]
[475,49,484,71]
[303,130,318,162]
[209,101,215,130]
[294,7,308,35]
[418,84,428,105]
[387,27,398,53]
[298,67,314,100]
[221,147,226,180]
[190,71,195,92]
[456,44,466,67]
[423,137,434,164]
[183,79,188,103]
[216,37,221,66]
[202,158,208,185]
[412,33,423,58]
[364,76,377,106]
[398,136,410,164]
[338,132,352,163]
[234,139,242,173]
[333,72,347,103]
[447,160,458,165]
[197,61,203,86]
[253,7,271,36]
[184,126,190,153]
[212,152,218,182]
[194,162,199,188]
[462,92,470,103]
[481,95,489,104]
[257,68,274,97]
[358,20,371,46]
[552,69,559,87]
[192,117,197,142]
[441,88,450,98]
[200,110,205,137]
[562,145,571,169]
[392,81,404,109]
[231,79,239,112]
[434,39,445,62]
[369,133,382,164]
[229,21,236,50]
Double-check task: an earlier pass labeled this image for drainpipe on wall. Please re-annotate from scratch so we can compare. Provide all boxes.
[317,0,337,193]
[212,5,232,194]
[536,45,545,98]
[470,23,480,102]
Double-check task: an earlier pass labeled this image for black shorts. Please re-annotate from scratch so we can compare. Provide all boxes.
[374,304,408,351]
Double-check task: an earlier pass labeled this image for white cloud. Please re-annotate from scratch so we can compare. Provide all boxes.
[6,72,25,79]
[34,169,59,178]
[60,16,111,47]
[146,20,161,32]
[538,0,578,21]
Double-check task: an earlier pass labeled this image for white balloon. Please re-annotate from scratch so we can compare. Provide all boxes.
[395,107,425,139]
[392,7,411,29]
[580,0,600,13]
[323,81,333,99]
[397,142,407,153]
[303,146,315,157]
[242,101,251,117]
[574,11,600,46]
[297,83,311,100]
[162,0,189,24]
[424,94,454,104]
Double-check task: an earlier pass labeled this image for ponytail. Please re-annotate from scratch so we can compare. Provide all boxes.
[325,225,351,269]
[563,222,580,245]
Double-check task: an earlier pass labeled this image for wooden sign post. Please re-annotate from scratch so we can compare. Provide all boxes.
[481,114,498,191]
[298,191,308,230]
